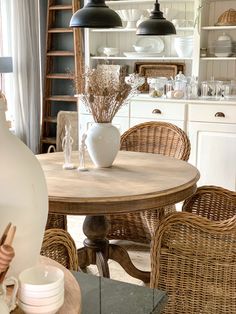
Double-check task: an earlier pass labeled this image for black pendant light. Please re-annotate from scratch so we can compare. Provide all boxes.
[69,0,122,28]
[136,0,176,36]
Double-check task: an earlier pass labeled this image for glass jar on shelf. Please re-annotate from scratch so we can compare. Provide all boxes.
[201,80,223,100]
[186,76,199,99]
[171,71,186,99]
[147,77,167,98]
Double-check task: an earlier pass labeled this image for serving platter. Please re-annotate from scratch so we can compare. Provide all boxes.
[123,52,164,58]
[135,37,165,53]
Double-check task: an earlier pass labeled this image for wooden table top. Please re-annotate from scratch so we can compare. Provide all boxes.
[37,151,200,215]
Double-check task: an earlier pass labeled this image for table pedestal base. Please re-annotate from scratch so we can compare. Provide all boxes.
[77,215,150,283]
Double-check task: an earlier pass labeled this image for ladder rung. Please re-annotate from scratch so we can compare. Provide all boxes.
[47,50,74,56]
[41,137,56,144]
[49,5,72,10]
[46,95,77,102]
[48,28,73,33]
[43,117,57,123]
[46,73,75,79]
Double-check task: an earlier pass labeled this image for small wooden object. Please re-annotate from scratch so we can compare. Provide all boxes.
[0,223,16,283]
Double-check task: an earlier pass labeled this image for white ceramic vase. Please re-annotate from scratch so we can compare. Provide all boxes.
[86,123,120,168]
[0,95,48,277]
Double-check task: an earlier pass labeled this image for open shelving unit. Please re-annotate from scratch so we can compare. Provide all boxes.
[84,0,197,77]
[198,0,236,82]
[84,0,236,83]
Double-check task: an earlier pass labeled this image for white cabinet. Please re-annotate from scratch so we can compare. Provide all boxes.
[129,96,187,130]
[188,104,236,191]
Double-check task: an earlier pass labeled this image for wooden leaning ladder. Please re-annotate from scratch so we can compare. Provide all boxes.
[40,0,82,153]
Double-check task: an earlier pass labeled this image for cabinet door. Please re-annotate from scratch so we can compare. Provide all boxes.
[189,122,236,191]
[130,118,185,131]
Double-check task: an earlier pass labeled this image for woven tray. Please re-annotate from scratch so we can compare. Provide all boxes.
[134,62,185,92]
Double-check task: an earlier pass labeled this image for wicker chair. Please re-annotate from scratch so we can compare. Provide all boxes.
[46,111,78,231]
[41,228,79,271]
[182,185,236,221]
[150,211,236,314]
[106,121,191,243]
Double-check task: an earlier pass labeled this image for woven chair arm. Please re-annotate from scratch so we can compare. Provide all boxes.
[41,228,79,271]
[150,212,236,288]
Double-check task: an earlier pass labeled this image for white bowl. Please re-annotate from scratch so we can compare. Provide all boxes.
[18,282,64,299]
[18,297,64,314]
[133,45,152,52]
[103,47,119,57]
[215,52,232,57]
[174,37,193,57]
[18,289,64,306]
[175,43,193,57]
[19,265,64,292]
[175,36,193,42]
[116,9,143,28]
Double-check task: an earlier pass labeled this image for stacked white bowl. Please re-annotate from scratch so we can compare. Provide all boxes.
[174,36,193,58]
[116,9,143,28]
[232,41,236,54]
[214,33,232,57]
[17,265,64,314]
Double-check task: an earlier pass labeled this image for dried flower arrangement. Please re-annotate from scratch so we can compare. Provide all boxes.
[76,67,141,123]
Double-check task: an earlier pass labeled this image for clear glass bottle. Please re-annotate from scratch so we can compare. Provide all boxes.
[186,76,199,99]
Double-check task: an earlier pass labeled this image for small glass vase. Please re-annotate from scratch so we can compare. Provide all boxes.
[85,123,120,168]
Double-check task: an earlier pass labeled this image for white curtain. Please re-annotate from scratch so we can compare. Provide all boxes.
[1,0,41,153]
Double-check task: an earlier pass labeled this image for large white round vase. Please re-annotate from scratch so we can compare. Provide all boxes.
[86,123,120,168]
[0,96,48,277]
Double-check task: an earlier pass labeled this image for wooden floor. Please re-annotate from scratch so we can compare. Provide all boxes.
[67,216,150,286]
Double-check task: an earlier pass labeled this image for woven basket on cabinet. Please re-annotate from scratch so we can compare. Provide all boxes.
[215,8,236,26]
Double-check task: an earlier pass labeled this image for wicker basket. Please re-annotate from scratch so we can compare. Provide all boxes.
[215,8,236,26]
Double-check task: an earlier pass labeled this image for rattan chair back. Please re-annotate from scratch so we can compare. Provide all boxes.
[182,185,236,221]
[150,211,236,313]
[120,121,190,161]
[107,121,191,243]
[41,228,79,271]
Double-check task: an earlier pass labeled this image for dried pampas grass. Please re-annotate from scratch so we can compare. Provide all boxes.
[77,67,138,123]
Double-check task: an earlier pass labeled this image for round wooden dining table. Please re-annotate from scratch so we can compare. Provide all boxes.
[37,151,200,282]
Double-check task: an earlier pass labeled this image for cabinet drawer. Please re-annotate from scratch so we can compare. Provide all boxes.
[189,104,236,124]
[130,100,186,121]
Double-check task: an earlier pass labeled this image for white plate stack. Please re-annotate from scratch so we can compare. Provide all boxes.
[174,36,193,58]
[232,41,236,55]
[214,33,232,57]
[214,40,232,57]
[17,265,64,314]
